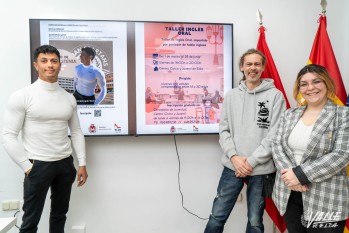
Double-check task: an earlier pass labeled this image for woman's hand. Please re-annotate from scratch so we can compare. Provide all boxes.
[289,184,309,192]
[281,168,300,186]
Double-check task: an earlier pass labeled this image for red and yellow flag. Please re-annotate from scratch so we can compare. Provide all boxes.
[256,25,288,233]
[308,14,348,233]
[308,15,347,105]
[257,26,290,109]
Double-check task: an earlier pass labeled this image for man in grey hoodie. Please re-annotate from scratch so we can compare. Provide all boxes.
[204,48,286,233]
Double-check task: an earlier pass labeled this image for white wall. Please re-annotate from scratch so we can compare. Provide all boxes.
[0,0,348,232]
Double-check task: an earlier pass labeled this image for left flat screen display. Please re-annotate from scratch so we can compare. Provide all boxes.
[30,19,130,136]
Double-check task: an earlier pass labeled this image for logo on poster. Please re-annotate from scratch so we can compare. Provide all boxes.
[170,126,176,133]
[114,123,122,133]
[193,125,199,132]
[88,124,97,133]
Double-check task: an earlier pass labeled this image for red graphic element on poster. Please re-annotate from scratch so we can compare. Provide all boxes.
[88,124,97,133]
[144,23,182,56]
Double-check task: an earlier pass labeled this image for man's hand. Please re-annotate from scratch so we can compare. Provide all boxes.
[77,166,88,187]
[230,155,253,177]
[25,169,31,176]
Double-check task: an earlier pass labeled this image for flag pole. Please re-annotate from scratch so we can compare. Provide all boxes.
[256,9,290,232]
[320,0,327,15]
[256,11,277,232]
[257,9,263,26]
[257,10,276,233]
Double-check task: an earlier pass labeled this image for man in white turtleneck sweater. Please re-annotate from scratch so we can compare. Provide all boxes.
[2,45,88,233]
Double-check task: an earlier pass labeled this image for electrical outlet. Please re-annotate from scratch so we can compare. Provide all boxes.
[10,200,20,210]
[2,200,10,211]
[72,226,86,233]
[2,200,21,211]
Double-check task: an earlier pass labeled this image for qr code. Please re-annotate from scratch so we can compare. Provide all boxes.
[94,110,101,117]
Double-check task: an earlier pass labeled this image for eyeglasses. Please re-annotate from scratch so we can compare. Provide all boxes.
[298,79,324,90]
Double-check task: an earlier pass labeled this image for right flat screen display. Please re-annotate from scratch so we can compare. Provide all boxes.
[135,22,233,135]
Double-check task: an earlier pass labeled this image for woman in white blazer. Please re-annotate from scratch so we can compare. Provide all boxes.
[272,64,349,233]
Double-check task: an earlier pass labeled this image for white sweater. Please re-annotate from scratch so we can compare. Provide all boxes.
[2,78,86,172]
[287,118,314,165]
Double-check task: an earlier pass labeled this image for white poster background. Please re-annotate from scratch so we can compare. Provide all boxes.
[39,20,128,135]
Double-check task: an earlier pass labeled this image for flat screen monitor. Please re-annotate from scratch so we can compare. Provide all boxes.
[135,22,233,135]
[29,19,233,136]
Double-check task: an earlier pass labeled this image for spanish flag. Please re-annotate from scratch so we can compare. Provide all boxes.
[257,25,288,233]
[308,14,349,233]
[308,15,347,105]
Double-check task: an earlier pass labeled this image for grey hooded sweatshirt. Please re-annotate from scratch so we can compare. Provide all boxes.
[219,78,286,175]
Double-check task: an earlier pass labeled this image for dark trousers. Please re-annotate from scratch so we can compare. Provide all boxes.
[284,191,346,233]
[20,156,77,233]
[73,91,95,105]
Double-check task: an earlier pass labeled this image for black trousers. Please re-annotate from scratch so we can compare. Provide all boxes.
[284,191,346,233]
[20,156,77,233]
[73,91,95,105]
